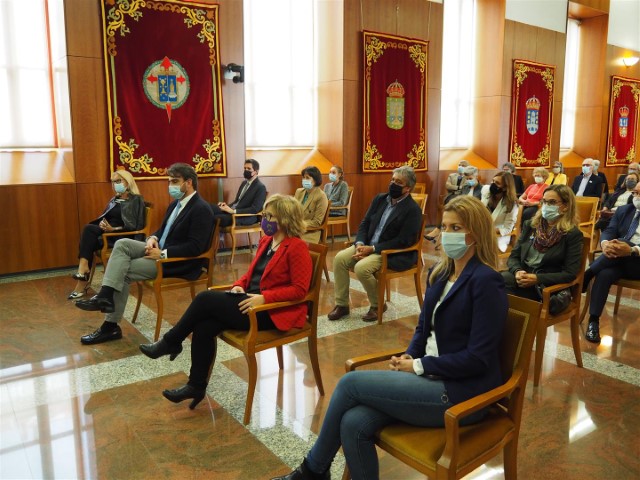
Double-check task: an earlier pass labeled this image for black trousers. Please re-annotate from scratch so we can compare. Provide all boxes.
[588,254,640,317]
[501,270,541,301]
[78,224,103,266]
[164,290,276,389]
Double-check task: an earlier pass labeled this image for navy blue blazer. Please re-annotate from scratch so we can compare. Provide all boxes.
[405,257,508,404]
[602,203,640,246]
[356,193,422,271]
[571,174,603,198]
[152,192,215,280]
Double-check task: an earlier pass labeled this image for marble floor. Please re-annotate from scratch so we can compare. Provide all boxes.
[0,240,639,480]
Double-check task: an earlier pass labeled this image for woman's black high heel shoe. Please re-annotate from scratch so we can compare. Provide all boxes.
[162,385,205,409]
[72,272,91,282]
[139,339,183,361]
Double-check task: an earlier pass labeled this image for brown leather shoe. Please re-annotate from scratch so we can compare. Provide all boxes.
[327,305,350,321]
[362,303,388,322]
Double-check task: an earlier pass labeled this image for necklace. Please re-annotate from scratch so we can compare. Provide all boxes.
[267,239,283,256]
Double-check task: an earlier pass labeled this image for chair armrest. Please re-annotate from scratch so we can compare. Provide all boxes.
[246,295,311,314]
[101,228,147,240]
[345,349,406,372]
[329,205,346,210]
[154,252,211,264]
[306,225,324,232]
[444,376,518,423]
[541,281,576,294]
[380,245,418,257]
[233,212,261,218]
[209,284,234,291]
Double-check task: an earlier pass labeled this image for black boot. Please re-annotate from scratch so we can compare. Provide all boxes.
[585,317,601,343]
[139,338,183,361]
[162,385,206,409]
[271,459,330,480]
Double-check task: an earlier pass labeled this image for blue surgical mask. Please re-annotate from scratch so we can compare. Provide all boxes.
[467,178,477,187]
[534,176,544,184]
[457,166,465,174]
[541,204,561,221]
[169,185,185,200]
[441,232,470,260]
[114,183,127,194]
[302,179,314,190]
[626,178,638,189]
[329,173,338,182]
[261,217,278,236]
[582,166,591,175]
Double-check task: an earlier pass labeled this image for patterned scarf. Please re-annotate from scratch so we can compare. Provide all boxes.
[532,218,564,253]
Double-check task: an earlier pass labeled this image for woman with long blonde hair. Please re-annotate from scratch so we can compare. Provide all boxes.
[481,171,519,252]
[503,184,582,301]
[68,169,145,300]
[273,196,507,480]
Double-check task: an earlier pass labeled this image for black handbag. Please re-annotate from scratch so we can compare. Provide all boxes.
[536,285,572,315]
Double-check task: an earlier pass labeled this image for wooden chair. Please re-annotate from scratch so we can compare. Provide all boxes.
[87,202,154,285]
[413,182,426,194]
[412,193,428,214]
[209,242,327,425]
[532,235,590,386]
[306,201,331,281]
[220,212,264,264]
[131,220,221,341]
[576,197,599,250]
[579,248,640,323]
[341,295,542,480]
[328,186,354,244]
[374,214,429,324]
[498,205,524,261]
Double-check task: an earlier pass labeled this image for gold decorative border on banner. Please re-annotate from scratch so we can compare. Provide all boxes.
[606,75,640,166]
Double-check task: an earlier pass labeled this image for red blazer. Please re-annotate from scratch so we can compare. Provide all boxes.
[233,236,312,331]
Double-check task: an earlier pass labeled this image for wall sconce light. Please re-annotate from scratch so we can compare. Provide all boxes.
[223,63,244,83]
[622,56,639,67]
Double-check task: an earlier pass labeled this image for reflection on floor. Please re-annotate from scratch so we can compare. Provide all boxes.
[1,241,639,479]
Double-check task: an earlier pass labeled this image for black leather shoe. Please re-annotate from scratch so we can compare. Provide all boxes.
[271,459,329,480]
[362,303,388,322]
[75,295,115,313]
[72,272,90,281]
[327,305,349,321]
[80,325,122,345]
[585,321,601,343]
[162,385,206,410]
[139,339,183,361]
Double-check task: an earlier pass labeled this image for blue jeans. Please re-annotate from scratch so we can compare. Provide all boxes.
[306,370,487,480]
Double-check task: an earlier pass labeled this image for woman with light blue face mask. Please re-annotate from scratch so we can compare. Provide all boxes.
[294,166,329,243]
[68,170,146,300]
[503,184,583,303]
[323,165,349,217]
[274,195,508,480]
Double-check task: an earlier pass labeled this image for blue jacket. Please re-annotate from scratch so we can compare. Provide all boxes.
[406,257,508,404]
[602,203,639,246]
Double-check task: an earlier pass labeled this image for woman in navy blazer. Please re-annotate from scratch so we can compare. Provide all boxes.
[139,195,312,409]
[274,196,508,480]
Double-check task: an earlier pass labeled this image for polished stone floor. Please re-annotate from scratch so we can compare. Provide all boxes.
[0,240,638,479]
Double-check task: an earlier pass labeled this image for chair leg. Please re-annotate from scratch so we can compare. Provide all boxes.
[579,283,592,324]
[276,345,284,370]
[230,233,237,264]
[243,353,258,425]
[307,335,324,395]
[613,285,622,314]
[414,272,424,308]
[346,223,351,243]
[153,286,163,341]
[323,262,330,282]
[386,280,391,302]
[190,285,196,299]
[329,225,335,244]
[341,465,350,480]
[131,282,143,324]
[377,278,386,325]
[246,233,253,253]
[503,438,519,480]
[570,312,583,368]
[87,258,98,288]
[533,320,548,387]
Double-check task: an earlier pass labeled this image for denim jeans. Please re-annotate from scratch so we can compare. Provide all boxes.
[305,370,487,480]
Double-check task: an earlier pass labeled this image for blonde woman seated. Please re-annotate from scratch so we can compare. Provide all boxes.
[503,185,583,301]
[323,165,349,217]
[519,167,549,224]
[139,195,312,409]
[546,161,568,186]
[295,166,329,243]
[480,171,519,253]
[69,170,145,300]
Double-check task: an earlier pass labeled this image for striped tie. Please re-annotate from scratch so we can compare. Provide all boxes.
[623,210,640,242]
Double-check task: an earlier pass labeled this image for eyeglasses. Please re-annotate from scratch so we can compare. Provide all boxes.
[541,199,564,206]
[263,212,276,221]
[111,179,123,184]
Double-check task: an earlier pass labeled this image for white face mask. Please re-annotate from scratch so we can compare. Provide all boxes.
[634,196,640,210]
[552,167,561,174]
[534,176,544,184]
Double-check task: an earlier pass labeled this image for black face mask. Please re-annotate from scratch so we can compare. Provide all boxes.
[489,183,502,195]
[388,182,404,199]
[243,170,254,180]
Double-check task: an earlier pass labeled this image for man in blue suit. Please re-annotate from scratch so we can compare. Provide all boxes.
[582,182,640,343]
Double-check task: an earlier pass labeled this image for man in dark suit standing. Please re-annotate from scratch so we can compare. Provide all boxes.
[76,163,215,345]
[572,158,603,198]
[212,159,267,226]
[613,161,639,190]
[582,182,640,343]
[328,166,422,322]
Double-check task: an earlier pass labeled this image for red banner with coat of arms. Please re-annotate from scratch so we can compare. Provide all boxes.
[362,31,428,173]
[101,0,226,179]
[606,75,640,166]
[508,60,555,169]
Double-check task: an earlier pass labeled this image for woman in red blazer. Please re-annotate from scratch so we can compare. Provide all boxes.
[139,194,312,408]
